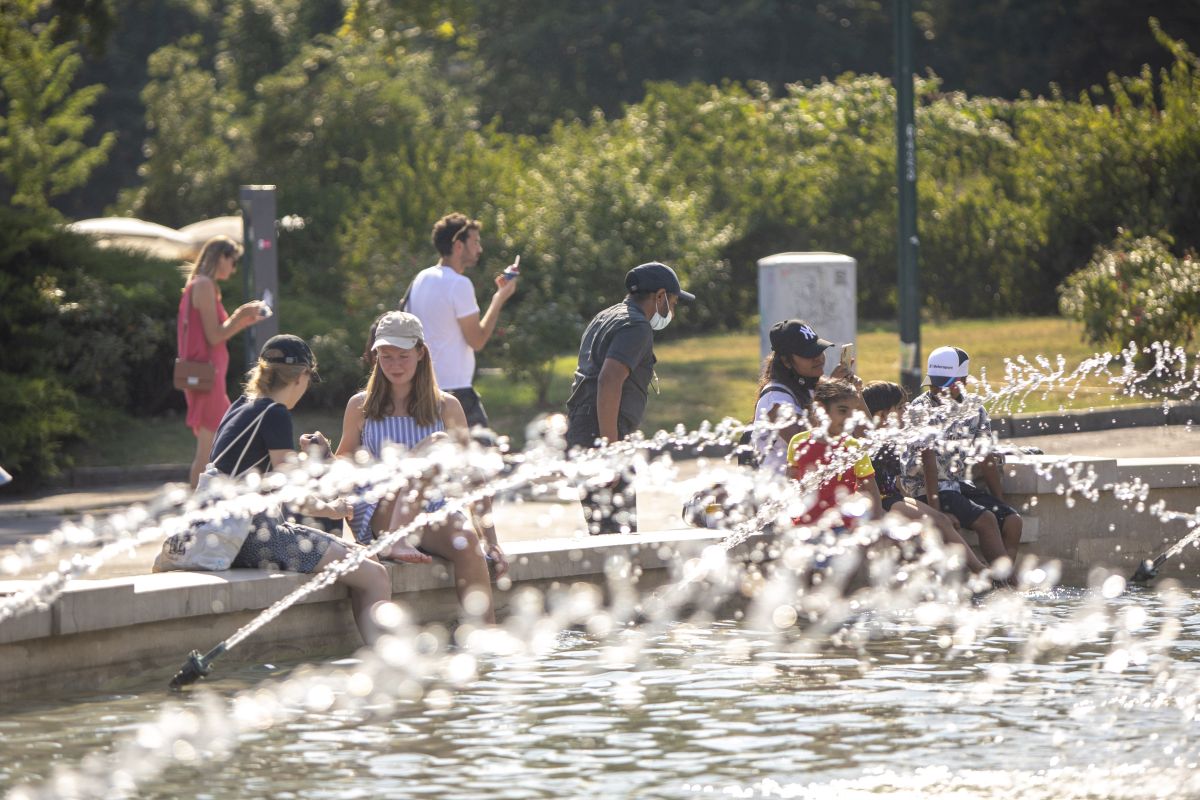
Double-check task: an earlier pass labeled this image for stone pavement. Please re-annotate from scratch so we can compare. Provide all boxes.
[1009,424,1200,459]
[0,483,169,548]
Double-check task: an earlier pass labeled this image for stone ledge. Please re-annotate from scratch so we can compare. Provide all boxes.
[995,402,1200,439]
[4,456,1200,702]
[1115,458,1200,489]
[1001,456,1120,495]
[0,529,729,647]
[0,603,51,645]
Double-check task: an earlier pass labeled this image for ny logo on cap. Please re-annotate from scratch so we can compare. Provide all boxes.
[798,324,816,339]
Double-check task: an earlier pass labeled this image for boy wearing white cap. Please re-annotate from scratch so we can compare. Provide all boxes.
[900,346,1022,571]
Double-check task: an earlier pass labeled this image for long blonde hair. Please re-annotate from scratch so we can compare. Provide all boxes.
[362,342,441,426]
[245,359,312,398]
[186,235,243,283]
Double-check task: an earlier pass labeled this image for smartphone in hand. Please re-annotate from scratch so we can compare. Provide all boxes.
[839,343,856,371]
[259,288,274,318]
[502,254,521,281]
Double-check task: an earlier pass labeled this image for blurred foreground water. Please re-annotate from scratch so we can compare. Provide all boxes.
[4,584,1200,799]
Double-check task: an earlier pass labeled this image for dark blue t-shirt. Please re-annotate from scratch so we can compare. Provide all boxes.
[209,396,293,477]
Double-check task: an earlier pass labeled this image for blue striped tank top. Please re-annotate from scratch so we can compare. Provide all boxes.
[350,413,445,543]
[361,414,445,458]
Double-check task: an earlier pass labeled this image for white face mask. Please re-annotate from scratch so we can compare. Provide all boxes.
[649,293,673,331]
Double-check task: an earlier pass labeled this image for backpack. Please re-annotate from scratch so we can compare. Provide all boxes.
[735,382,802,467]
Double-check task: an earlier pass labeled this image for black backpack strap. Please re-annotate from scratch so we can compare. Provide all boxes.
[399,278,415,311]
[739,383,802,467]
[757,381,799,404]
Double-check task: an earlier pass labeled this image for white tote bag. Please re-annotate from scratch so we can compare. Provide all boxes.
[153,501,257,572]
[153,402,279,572]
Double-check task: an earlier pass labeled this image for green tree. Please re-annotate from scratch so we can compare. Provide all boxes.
[0,0,114,212]
[113,34,248,225]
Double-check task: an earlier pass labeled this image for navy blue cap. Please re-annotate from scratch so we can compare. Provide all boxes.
[261,334,321,383]
[624,262,696,303]
[769,319,834,358]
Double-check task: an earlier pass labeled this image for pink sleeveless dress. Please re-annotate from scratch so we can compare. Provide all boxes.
[178,279,231,433]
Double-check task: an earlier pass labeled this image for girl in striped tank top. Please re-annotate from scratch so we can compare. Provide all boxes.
[336,312,508,623]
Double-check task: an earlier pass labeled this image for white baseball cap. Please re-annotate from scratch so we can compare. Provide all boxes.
[372,311,424,350]
[926,346,970,388]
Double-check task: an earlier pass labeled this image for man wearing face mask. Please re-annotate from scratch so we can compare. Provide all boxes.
[565,261,696,534]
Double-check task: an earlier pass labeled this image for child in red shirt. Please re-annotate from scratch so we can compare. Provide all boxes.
[788,379,882,527]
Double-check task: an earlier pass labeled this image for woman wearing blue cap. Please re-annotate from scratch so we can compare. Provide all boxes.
[565,262,695,534]
[169,334,393,646]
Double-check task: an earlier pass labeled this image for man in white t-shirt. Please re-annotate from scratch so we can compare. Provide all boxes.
[404,213,518,428]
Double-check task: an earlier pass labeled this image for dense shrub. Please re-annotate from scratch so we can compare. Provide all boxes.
[1059,232,1200,352]
[304,326,371,412]
[0,373,83,485]
[492,299,584,407]
[0,207,180,485]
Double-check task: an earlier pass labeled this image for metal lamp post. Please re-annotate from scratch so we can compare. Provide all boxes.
[894,0,921,396]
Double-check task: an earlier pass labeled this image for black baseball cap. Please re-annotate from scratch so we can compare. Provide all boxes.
[769,319,834,358]
[624,262,696,303]
[261,334,321,383]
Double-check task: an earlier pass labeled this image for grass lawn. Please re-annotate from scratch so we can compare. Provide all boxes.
[71,316,1146,468]
[478,315,1145,443]
[69,408,348,469]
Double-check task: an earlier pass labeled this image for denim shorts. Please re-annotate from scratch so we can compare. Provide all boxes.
[448,386,489,429]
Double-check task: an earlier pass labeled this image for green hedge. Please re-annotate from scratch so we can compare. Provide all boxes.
[0,208,180,485]
[122,22,1200,334]
[8,16,1184,486]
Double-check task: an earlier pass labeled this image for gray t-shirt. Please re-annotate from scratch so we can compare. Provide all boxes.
[565,300,656,447]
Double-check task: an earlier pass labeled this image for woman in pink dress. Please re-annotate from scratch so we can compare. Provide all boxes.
[178,235,268,487]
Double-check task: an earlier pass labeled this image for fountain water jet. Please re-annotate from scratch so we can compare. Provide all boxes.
[3,341,1200,799]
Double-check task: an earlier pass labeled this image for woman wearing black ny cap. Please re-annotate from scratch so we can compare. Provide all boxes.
[201,333,393,646]
[750,319,854,472]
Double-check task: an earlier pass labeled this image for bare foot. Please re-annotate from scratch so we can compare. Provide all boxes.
[381,542,433,564]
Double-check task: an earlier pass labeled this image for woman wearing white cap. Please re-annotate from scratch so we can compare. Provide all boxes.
[336,311,508,623]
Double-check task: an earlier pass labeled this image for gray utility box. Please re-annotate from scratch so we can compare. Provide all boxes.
[756,252,857,374]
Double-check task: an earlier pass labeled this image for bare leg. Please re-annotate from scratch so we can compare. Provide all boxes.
[190,426,216,489]
[371,487,433,564]
[888,498,987,573]
[1001,514,1023,562]
[317,542,392,646]
[414,516,495,624]
[971,510,1007,566]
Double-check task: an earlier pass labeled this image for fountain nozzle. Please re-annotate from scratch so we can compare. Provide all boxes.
[169,644,224,690]
[1130,557,1161,584]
